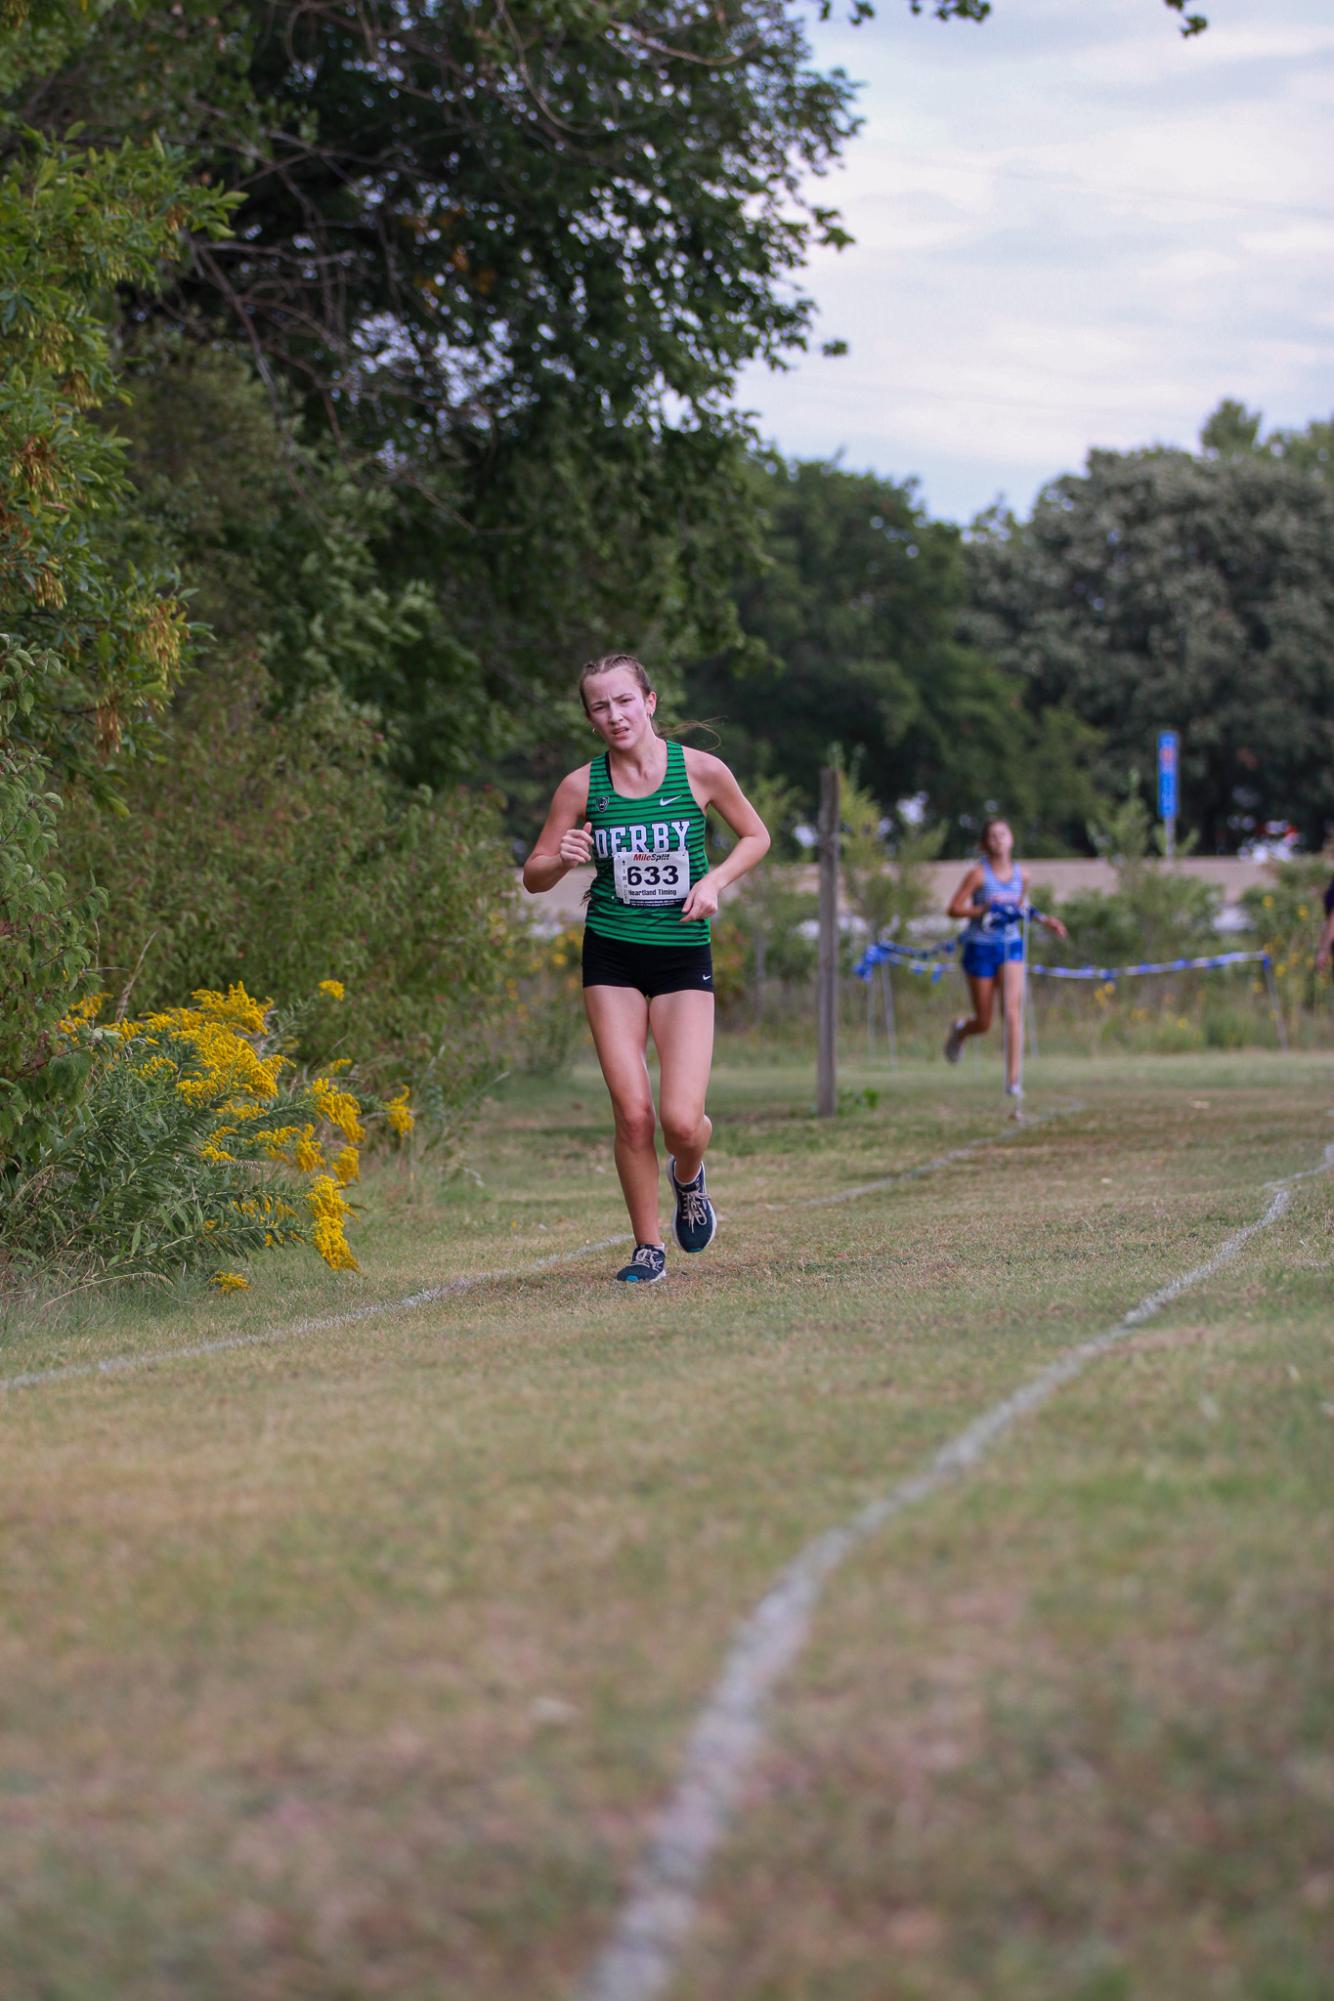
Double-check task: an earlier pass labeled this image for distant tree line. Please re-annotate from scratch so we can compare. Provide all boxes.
[683,410,1334,855]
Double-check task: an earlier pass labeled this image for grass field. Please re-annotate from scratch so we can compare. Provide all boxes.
[2,1049,1332,2001]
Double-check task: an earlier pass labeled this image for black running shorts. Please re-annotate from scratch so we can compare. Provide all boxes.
[582,928,714,998]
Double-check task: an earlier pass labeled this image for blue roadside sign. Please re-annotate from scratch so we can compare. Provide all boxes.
[1157,730,1178,821]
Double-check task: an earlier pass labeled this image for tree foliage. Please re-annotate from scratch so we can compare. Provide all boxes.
[964,444,1334,851]
[7,0,862,764]
[0,8,233,1158]
[59,659,516,1113]
[685,458,1106,852]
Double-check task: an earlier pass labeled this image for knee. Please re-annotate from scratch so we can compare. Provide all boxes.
[975,1002,994,1032]
[613,1099,657,1151]
[660,1105,706,1158]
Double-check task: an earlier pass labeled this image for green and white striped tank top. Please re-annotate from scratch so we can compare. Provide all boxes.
[584,739,710,946]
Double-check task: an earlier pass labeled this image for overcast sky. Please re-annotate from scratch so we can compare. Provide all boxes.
[734,0,1334,524]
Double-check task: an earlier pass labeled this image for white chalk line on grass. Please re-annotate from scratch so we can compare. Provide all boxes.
[576,1140,1334,2001]
[0,1106,1081,1400]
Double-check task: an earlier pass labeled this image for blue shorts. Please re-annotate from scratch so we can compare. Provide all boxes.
[962,933,1024,980]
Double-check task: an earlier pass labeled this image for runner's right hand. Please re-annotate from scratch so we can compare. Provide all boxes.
[559,820,594,867]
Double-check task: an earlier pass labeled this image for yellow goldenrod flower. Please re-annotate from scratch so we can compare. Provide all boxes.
[317,979,346,1002]
[210,1271,250,1291]
[306,1175,359,1271]
[253,1123,302,1159]
[57,991,105,1034]
[190,983,271,1035]
[385,1085,414,1138]
[311,1077,364,1143]
[333,1145,360,1186]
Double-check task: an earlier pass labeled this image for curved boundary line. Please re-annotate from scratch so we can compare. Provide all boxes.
[576,1142,1334,2001]
[0,1106,1080,1399]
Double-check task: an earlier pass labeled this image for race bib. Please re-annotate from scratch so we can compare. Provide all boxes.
[613,847,690,907]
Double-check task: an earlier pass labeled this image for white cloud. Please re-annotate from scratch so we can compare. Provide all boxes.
[736,0,1334,520]
[1237,223,1334,259]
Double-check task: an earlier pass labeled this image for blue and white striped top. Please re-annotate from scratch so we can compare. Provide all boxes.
[965,856,1025,942]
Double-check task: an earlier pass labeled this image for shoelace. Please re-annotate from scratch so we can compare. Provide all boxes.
[680,1190,710,1230]
[633,1245,661,1270]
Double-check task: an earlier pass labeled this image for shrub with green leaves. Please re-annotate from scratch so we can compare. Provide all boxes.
[0,21,235,1171]
[0,728,103,1156]
[1241,857,1334,1033]
[59,659,516,1121]
[1,982,409,1295]
[1053,791,1221,967]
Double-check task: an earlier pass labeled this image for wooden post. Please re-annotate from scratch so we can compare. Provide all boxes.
[817,764,839,1117]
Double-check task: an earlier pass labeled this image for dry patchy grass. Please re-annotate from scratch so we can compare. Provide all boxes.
[0,1051,1330,2000]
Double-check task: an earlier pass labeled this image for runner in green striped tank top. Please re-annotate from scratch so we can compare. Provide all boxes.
[523,653,771,1285]
[584,738,711,948]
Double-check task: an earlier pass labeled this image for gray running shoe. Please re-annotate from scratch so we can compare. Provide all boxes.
[668,1157,718,1254]
[616,1243,666,1284]
[944,1018,967,1064]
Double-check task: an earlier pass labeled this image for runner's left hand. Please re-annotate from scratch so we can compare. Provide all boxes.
[681,878,720,922]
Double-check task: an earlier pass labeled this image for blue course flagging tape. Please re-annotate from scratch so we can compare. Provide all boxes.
[854,943,1272,985]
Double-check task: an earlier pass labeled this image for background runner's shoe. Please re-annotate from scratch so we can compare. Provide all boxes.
[616,1243,666,1284]
[668,1157,717,1254]
[944,1018,967,1063]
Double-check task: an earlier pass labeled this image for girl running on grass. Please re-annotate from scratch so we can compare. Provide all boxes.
[943,817,1067,1104]
[523,654,770,1284]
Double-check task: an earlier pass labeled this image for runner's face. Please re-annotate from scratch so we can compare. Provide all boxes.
[984,820,1014,865]
[583,669,656,750]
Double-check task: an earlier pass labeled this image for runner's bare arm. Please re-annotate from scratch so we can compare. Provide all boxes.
[947,865,984,920]
[680,750,770,924]
[522,768,595,893]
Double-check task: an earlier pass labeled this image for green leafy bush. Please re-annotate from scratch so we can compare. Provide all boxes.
[1241,857,1334,1034]
[1,982,408,1295]
[0,730,102,1157]
[59,660,515,1120]
[1051,792,1221,967]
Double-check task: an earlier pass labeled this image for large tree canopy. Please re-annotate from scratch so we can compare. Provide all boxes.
[964,444,1334,852]
[5,0,1209,785]
[14,1,858,444]
[683,458,1105,851]
[5,1,867,769]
